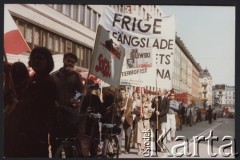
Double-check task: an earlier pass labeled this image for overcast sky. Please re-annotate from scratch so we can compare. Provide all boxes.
[160,5,235,86]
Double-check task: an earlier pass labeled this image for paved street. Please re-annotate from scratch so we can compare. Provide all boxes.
[119,118,235,158]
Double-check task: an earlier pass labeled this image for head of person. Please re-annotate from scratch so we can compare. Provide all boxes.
[132,91,138,100]
[119,87,126,99]
[159,88,167,97]
[63,52,78,69]
[28,47,54,75]
[147,94,152,102]
[142,94,147,103]
[86,79,99,95]
[169,89,175,100]
[11,61,29,85]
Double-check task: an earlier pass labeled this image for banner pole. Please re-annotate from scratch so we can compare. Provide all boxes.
[155,78,158,156]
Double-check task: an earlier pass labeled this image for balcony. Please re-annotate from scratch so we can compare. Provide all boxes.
[203,90,207,94]
[202,82,208,86]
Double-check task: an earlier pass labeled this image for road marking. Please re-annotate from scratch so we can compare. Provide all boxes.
[161,122,222,158]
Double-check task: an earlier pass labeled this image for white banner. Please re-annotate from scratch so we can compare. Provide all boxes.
[90,25,125,88]
[99,7,175,89]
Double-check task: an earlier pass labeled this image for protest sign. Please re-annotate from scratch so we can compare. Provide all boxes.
[99,7,175,89]
[90,25,125,88]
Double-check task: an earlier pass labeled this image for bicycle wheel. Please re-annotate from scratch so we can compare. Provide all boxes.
[103,136,119,158]
[54,144,65,158]
[54,144,79,158]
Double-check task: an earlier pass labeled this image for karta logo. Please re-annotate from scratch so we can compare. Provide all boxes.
[101,39,121,59]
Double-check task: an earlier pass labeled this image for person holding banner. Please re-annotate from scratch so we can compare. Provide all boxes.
[116,87,133,154]
[4,47,56,157]
[153,89,169,153]
[50,52,84,156]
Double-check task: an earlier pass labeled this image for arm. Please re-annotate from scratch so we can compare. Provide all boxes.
[76,72,84,94]
[123,98,132,117]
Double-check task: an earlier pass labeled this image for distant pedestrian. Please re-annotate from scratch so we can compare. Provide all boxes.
[186,101,194,127]
[207,105,213,124]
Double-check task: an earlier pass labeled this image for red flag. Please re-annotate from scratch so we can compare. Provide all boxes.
[4,7,31,54]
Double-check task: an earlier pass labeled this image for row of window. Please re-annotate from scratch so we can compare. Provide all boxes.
[214,91,235,95]
[47,4,100,32]
[13,16,92,69]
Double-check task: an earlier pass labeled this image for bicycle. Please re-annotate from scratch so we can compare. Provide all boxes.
[78,110,102,157]
[54,137,79,158]
[53,109,101,158]
[101,123,121,158]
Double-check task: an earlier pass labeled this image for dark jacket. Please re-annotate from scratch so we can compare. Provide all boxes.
[5,75,56,157]
[159,96,169,123]
[116,97,133,126]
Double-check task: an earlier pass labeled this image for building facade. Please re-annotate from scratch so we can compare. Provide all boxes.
[199,68,213,106]
[6,4,207,102]
[212,84,235,108]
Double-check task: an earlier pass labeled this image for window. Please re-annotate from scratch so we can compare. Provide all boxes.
[42,31,47,47]
[33,27,40,46]
[26,25,33,48]
[91,11,97,31]
[86,7,91,28]
[60,38,65,54]
[64,5,71,17]
[48,4,54,8]
[72,5,78,21]
[56,4,62,12]
[17,20,25,39]
[66,40,72,52]
[48,33,53,51]
[79,5,85,24]
[54,35,60,54]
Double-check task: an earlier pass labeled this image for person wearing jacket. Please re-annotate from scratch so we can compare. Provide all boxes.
[152,89,169,153]
[116,87,133,154]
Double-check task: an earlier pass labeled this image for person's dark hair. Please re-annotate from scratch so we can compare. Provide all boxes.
[29,47,54,74]
[86,79,99,90]
[64,52,78,62]
[119,87,126,92]
[11,62,29,85]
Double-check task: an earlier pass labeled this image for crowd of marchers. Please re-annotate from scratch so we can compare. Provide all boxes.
[3,46,220,158]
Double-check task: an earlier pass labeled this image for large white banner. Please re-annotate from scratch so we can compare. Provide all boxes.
[99,7,175,89]
[90,25,125,88]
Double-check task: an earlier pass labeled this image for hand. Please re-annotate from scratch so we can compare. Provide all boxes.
[121,116,125,122]
[156,111,160,115]
[121,106,127,111]
[71,97,79,108]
